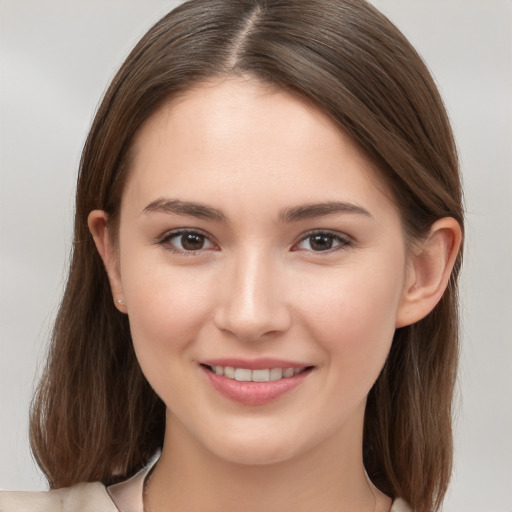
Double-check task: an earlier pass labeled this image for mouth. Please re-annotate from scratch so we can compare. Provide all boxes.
[201,364,313,382]
[200,362,314,405]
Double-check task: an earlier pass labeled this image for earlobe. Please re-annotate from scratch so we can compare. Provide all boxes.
[87,210,127,313]
[396,217,462,328]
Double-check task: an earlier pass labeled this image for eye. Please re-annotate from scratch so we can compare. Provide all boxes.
[159,229,216,253]
[294,231,352,252]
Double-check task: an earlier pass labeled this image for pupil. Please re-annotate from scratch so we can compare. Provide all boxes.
[182,233,204,250]
[310,234,333,251]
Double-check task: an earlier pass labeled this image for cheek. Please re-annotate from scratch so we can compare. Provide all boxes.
[119,251,215,368]
[121,264,220,410]
[296,255,405,381]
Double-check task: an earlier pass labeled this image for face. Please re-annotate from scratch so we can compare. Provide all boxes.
[109,78,414,465]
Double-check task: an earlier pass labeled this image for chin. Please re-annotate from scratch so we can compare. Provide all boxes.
[209,437,301,466]
[195,417,322,467]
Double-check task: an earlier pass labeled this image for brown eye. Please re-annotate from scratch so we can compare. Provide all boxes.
[161,230,215,253]
[309,234,335,251]
[295,231,351,252]
[180,233,206,250]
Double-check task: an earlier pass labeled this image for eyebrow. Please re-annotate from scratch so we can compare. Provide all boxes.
[279,201,372,222]
[142,198,371,223]
[142,198,228,222]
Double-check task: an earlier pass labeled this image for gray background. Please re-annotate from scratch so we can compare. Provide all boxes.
[1,1,511,510]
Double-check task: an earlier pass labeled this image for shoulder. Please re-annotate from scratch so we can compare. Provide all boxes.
[0,482,118,512]
[391,497,413,512]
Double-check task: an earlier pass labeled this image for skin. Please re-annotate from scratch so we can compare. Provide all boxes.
[89,77,461,512]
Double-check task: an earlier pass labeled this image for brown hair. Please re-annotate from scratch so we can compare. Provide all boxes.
[30,1,464,510]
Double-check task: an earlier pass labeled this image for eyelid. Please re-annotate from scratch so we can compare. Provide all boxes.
[154,228,353,254]
[155,228,218,255]
[291,229,353,252]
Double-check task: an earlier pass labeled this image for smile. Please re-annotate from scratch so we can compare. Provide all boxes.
[201,363,314,405]
[206,365,306,382]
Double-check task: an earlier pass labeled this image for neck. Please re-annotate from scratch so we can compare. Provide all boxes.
[146,411,391,512]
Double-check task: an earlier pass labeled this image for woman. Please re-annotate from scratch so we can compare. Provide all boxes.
[0,1,463,511]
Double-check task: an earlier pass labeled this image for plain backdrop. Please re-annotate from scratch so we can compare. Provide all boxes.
[1,1,511,511]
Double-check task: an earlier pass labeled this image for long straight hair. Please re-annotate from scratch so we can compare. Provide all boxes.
[30,2,464,511]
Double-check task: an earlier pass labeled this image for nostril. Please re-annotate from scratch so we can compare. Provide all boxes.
[213,303,293,342]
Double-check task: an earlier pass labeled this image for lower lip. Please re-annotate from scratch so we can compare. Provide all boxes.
[201,366,312,406]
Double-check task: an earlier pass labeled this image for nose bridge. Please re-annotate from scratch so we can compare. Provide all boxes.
[215,244,290,340]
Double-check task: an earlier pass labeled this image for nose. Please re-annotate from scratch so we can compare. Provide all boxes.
[213,249,292,342]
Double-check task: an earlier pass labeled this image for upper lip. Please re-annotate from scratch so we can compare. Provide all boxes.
[200,358,311,370]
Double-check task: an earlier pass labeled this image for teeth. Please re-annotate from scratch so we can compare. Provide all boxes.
[224,366,235,378]
[210,365,306,382]
[269,368,283,381]
[234,368,252,382]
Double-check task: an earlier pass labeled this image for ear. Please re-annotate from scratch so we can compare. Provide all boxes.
[396,217,462,328]
[88,210,127,313]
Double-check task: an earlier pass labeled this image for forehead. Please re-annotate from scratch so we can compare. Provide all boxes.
[132,77,351,161]
[122,77,397,220]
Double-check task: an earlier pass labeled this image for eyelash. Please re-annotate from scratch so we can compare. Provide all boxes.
[155,229,353,255]
[292,230,353,253]
[156,229,217,255]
